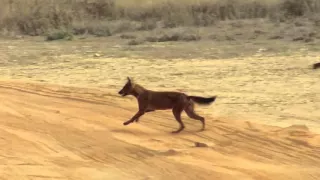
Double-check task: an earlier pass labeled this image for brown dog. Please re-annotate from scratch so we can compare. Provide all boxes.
[118,77,217,133]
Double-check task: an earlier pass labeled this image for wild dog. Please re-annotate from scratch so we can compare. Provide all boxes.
[313,62,320,69]
[118,77,217,133]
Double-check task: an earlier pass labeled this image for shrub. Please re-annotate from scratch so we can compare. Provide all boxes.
[46,31,73,41]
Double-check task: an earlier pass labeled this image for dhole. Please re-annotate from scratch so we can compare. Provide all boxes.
[118,77,217,133]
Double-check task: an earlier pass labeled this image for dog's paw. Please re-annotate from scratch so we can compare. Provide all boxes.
[123,121,132,126]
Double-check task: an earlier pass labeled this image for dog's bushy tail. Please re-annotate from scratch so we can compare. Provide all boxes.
[187,96,217,105]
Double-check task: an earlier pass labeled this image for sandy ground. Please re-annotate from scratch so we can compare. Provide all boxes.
[0,38,320,179]
[0,79,319,180]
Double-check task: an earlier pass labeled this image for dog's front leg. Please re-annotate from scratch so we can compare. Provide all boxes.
[135,109,154,122]
[123,110,145,125]
[124,96,148,125]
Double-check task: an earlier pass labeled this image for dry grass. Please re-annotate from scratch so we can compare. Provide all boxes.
[0,0,320,37]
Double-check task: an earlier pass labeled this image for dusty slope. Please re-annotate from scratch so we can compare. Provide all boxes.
[0,80,319,180]
[1,47,319,132]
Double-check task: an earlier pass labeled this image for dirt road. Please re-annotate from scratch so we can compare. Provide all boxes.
[0,80,319,180]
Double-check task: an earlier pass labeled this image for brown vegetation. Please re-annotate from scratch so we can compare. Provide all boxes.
[0,0,320,37]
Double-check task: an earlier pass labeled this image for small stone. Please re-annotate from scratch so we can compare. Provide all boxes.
[194,142,208,148]
[161,149,178,156]
[94,53,101,57]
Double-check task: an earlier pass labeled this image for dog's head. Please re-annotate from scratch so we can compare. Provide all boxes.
[118,77,134,97]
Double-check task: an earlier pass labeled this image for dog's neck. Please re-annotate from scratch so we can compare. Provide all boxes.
[130,84,146,98]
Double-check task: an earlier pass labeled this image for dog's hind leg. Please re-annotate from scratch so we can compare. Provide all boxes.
[184,102,205,131]
[171,105,185,133]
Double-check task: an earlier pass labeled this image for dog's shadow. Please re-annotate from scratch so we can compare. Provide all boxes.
[111,129,147,135]
[111,127,206,136]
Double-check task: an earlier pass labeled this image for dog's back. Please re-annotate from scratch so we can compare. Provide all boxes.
[140,90,186,110]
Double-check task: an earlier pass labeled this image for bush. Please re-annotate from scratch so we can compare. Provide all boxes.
[120,34,137,39]
[145,28,201,42]
[46,31,73,41]
[127,39,144,45]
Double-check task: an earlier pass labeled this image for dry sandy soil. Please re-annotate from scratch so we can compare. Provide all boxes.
[0,37,320,179]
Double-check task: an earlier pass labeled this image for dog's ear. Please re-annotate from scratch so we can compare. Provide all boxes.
[127,77,131,83]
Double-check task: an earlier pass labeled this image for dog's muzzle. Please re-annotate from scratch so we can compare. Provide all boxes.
[118,91,127,97]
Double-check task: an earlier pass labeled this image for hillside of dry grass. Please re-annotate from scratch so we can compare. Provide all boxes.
[0,0,320,38]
